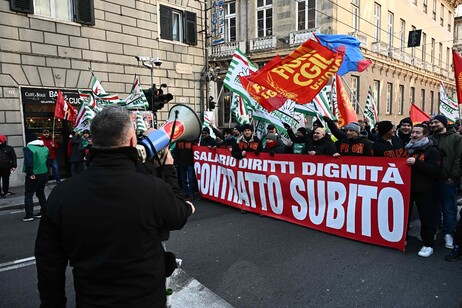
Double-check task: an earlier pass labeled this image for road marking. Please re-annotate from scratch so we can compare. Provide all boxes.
[0,256,36,273]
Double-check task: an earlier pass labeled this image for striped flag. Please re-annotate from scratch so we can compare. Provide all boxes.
[439,81,459,123]
[311,86,336,119]
[230,92,250,125]
[135,110,148,133]
[73,103,96,132]
[364,86,378,126]
[88,69,119,105]
[90,69,107,96]
[294,102,319,116]
[119,76,149,109]
[202,111,217,139]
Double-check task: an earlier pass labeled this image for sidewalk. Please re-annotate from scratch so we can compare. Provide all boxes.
[0,182,58,211]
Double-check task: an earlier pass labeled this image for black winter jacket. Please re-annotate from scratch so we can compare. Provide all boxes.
[308,136,337,155]
[35,147,193,308]
[336,136,374,156]
[373,136,407,158]
[0,144,17,169]
[408,142,441,193]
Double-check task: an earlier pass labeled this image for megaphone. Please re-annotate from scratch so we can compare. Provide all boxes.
[137,104,202,161]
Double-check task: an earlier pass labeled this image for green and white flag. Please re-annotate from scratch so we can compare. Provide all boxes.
[88,69,119,105]
[311,86,336,120]
[294,102,319,116]
[202,111,217,139]
[230,92,250,125]
[224,49,259,112]
[74,103,96,132]
[439,82,459,123]
[90,69,107,96]
[135,110,148,133]
[120,77,149,109]
[364,86,378,126]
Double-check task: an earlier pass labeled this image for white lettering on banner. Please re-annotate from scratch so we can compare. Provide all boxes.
[289,179,403,242]
[268,175,283,214]
[301,162,402,184]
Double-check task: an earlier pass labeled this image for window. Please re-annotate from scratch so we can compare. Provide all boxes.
[160,5,197,45]
[440,4,444,26]
[400,19,406,51]
[373,80,380,114]
[432,0,436,20]
[297,0,316,30]
[10,0,94,25]
[430,90,434,114]
[447,47,450,71]
[448,12,452,32]
[386,83,393,115]
[423,0,427,13]
[257,0,273,37]
[225,2,236,42]
[421,89,426,111]
[398,85,404,115]
[351,75,360,113]
[374,3,381,42]
[413,0,417,5]
[387,12,394,48]
[422,32,426,62]
[352,0,360,31]
[439,43,442,67]
[411,87,415,103]
[431,38,435,64]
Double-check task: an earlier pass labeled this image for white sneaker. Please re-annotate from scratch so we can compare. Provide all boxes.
[418,246,434,257]
[444,234,454,249]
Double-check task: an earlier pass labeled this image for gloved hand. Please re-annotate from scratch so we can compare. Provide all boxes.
[322,116,333,124]
[269,150,275,157]
[283,122,291,130]
[254,150,260,156]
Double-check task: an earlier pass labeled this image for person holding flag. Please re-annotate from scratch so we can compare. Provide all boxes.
[332,122,373,157]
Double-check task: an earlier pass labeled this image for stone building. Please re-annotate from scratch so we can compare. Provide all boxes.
[209,0,461,126]
[0,0,206,186]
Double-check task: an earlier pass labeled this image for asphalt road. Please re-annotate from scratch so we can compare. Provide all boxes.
[1,197,461,307]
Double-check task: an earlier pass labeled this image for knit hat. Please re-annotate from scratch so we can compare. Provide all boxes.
[202,127,210,134]
[0,135,6,143]
[234,125,243,133]
[377,120,394,136]
[297,127,307,135]
[267,124,276,130]
[344,122,360,134]
[431,115,448,127]
[399,117,413,127]
[266,133,277,141]
[242,124,253,132]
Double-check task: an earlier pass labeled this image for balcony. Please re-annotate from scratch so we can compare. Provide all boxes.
[347,31,368,48]
[289,28,319,46]
[210,41,247,59]
[249,36,277,52]
[371,41,389,56]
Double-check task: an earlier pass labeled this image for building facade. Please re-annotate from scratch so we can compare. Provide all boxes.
[209,0,462,126]
[0,0,207,186]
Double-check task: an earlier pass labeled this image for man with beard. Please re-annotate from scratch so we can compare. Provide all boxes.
[231,124,262,160]
[199,127,217,148]
[333,122,373,157]
[307,128,336,156]
[397,117,413,144]
[373,120,407,158]
[405,124,442,257]
[283,123,312,154]
[429,115,462,250]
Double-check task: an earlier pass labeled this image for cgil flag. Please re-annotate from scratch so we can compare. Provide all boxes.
[409,103,430,124]
[333,73,358,127]
[135,111,148,133]
[54,90,78,122]
[119,76,149,109]
[364,86,379,126]
[452,50,462,104]
[230,92,250,125]
[73,103,97,132]
[439,81,459,123]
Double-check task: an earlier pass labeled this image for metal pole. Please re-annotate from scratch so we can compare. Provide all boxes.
[204,0,209,116]
[340,75,366,117]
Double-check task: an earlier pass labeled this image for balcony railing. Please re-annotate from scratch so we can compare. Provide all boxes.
[210,41,246,59]
[347,31,368,48]
[249,36,277,52]
[289,28,319,46]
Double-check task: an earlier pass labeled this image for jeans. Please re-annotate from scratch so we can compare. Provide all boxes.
[49,159,60,182]
[24,173,48,217]
[436,180,458,236]
[178,165,197,198]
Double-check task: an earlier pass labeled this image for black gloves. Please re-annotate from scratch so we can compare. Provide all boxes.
[283,122,291,130]
[269,150,275,157]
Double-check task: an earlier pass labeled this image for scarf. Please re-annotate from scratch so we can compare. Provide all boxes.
[405,137,430,155]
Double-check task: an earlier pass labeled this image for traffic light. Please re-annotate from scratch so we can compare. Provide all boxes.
[153,84,174,111]
[407,29,422,48]
[208,96,216,110]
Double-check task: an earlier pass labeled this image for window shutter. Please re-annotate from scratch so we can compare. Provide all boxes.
[184,11,197,45]
[160,5,173,40]
[10,0,33,14]
[74,0,95,26]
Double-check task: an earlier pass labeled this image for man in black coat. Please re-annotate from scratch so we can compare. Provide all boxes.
[0,135,17,198]
[35,106,195,308]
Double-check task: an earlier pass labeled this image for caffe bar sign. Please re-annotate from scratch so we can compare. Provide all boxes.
[21,87,81,105]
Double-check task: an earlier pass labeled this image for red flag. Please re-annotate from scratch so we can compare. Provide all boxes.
[452,50,462,104]
[247,39,344,105]
[239,76,287,112]
[334,74,358,127]
[409,103,430,124]
[54,90,77,122]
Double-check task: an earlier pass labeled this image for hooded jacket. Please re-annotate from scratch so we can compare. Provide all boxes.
[429,127,462,181]
[0,137,17,169]
[35,147,193,308]
[23,140,49,176]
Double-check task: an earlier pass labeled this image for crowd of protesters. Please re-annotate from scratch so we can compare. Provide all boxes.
[197,115,462,262]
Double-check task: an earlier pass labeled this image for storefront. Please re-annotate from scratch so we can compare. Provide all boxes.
[21,87,81,180]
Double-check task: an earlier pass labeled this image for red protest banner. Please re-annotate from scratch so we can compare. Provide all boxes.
[193,147,411,251]
[246,39,344,104]
[54,90,78,122]
[452,50,462,104]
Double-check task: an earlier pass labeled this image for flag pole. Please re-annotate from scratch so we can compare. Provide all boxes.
[52,117,56,143]
[340,75,366,118]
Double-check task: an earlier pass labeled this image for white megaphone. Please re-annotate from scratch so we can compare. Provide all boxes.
[137,104,202,160]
